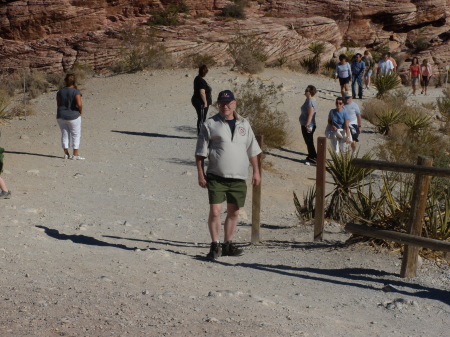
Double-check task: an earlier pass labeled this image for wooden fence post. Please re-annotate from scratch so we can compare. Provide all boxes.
[400,155,433,278]
[251,135,263,244]
[314,137,327,241]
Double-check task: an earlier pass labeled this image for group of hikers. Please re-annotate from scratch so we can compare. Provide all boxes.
[191,61,366,259]
[334,51,434,100]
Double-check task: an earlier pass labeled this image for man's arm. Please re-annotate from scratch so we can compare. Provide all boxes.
[249,155,261,186]
[195,155,207,188]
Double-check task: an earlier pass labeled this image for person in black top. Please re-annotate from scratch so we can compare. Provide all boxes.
[191,65,212,135]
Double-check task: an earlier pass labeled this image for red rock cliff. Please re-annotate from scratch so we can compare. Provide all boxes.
[0,0,448,76]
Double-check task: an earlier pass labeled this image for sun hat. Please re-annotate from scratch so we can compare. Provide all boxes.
[217,90,235,102]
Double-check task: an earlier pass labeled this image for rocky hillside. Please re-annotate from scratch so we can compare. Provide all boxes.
[0,0,449,77]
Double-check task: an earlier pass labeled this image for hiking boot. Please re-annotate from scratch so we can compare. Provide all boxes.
[206,242,222,260]
[222,241,244,257]
[0,191,11,199]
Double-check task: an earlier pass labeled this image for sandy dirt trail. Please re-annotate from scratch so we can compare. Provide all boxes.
[0,68,448,337]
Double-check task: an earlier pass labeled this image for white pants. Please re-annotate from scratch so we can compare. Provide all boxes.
[57,117,81,149]
[330,130,352,154]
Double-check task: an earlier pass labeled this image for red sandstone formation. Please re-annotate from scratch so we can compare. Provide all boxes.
[0,0,448,77]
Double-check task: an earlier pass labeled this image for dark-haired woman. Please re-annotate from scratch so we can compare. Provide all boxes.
[56,73,84,160]
[420,59,433,96]
[299,85,318,163]
[191,65,212,135]
[409,57,420,96]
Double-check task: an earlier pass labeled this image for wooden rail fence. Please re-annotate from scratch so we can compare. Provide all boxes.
[313,136,450,277]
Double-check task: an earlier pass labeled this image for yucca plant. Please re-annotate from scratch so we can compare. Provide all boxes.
[325,150,374,222]
[425,187,450,241]
[300,42,325,74]
[374,73,401,99]
[374,108,403,135]
[403,111,432,132]
[345,176,385,224]
[293,186,316,225]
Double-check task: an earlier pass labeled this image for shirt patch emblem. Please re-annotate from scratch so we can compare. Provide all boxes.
[238,127,246,136]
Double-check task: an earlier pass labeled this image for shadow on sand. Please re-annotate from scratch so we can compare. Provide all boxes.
[112,130,196,140]
[37,225,136,251]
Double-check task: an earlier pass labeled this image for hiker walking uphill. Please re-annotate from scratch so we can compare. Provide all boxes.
[195,90,261,260]
[334,54,352,98]
[350,53,366,99]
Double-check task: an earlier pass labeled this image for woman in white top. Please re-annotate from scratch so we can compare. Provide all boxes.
[334,54,352,98]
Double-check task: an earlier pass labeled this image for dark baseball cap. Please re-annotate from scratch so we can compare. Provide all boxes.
[217,90,235,102]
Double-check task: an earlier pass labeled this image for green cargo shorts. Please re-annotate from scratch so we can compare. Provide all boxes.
[207,173,247,208]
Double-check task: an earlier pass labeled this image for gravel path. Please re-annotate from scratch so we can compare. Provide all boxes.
[0,68,448,337]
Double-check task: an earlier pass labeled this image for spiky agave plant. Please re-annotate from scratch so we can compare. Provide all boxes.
[403,111,432,133]
[374,108,403,135]
[374,73,401,99]
[325,150,374,222]
[293,186,316,225]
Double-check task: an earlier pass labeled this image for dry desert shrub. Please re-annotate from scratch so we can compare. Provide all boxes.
[0,89,11,119]
[111,26,174,73]
[230,78,288,148]
[300,42,325,74]
[180,53,217,69]
[228,33,268,74]
[219,2,246,19]
[147,1,188,26]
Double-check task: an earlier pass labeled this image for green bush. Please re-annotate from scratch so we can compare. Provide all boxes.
[220,3,246,19]
[374,108,403,135]
[414,37,431,52]
[294,187,316,225]
[325,150,374,222]
[374,73,401,98]
[147,1,188,26]
[228,33,268,74]
[300,42,325,74]
[230,78,288,148]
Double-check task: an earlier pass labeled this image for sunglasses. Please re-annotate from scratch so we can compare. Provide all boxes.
[336,102,344,105]
[218,101,234,107]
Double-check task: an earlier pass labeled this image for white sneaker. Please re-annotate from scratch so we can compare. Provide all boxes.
[64,154,72,160]
[71,156,85,160]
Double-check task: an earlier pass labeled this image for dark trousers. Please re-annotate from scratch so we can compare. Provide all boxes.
[351,75,364,98]
[301,125,317,160]
[192,102,209,135]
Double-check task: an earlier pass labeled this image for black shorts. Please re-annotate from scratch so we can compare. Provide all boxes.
[350,124,359,142]
[339,76,350,86]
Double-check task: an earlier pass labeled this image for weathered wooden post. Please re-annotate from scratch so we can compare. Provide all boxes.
[400,155,433,278]
[251,135,263,243]
[314,137,327,241]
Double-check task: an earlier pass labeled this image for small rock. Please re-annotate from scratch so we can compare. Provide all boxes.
[100,276,112,282]
[386,303,396,310]
[382,284,398,292]
[142,290,149,295]
[204,317,219,323]
[26,169,39,175]
[20,135,30,140]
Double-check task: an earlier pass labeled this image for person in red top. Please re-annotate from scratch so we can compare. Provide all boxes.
[409,57,420,96]
[420,59,433,96]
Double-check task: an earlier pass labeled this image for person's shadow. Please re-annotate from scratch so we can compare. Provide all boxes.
[36,225,135,251]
